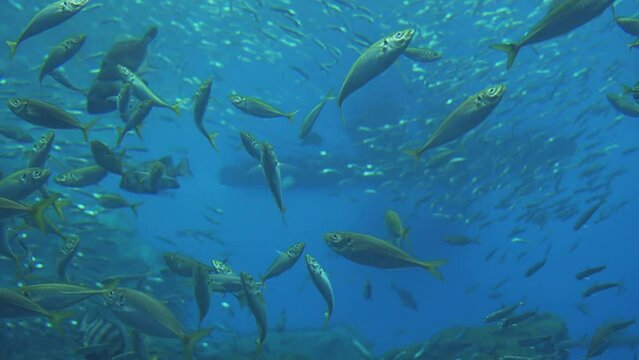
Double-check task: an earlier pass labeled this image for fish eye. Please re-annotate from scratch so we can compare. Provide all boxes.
[108,290,115,297]
[330,233,340,242]
[9,99,22,107]
[395,32,403,39]
[33,170,42,178]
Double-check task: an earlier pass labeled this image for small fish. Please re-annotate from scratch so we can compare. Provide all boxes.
[48,69,87,94]
[240,272,267,356]
[0,125,34,143]
[384,210,412,251]
[402,47,442,63]
[54,166,108,187]
[193,264,211,326]
[116,100,154,147]
[56,235,80,282]
[118,65,180,115]
[325,232,446,280]
[91,140,124,174]
[6,0,89,58]
[39,33,86,84]
[403,85,506,164]
[7,98,96,141]
[28,131,55,168]
[483,299,525,323]
[611,4,639,36]
[261,242,305,282]
[229,95,297,123]
[211,259,234,275]
[491,0,614,69]
[575,265,607,280]
[337,29,414,124]
[192,79,218,151]
[240,131,262,160]
[93,193,142,217]
[305,254,334,328]
[573,200,604,231]
[260,142,286,225]
[103,288,211,360]
[582,282,624,298]
[298,89,335,140]
[524,256,547,277]
[499,309,537,329]
[390,283,418,311]
[0,168,51,201]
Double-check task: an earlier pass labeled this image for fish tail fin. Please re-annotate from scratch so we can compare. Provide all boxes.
[286,110,298,124]
[207,132,219,152]
[322,311,330,330]
[490,43,519,70]
[255,339,264,358]
[130,202,143,217]
[176,158,193,177]
[402,148,422,168]
[81,118,99,142]
[402,227,414,254]
[115,127,125,148]
[325,88,336,101]
[30,193,61,232]
[418,259,448,281]
[48,310,74,332]
[281,208,288,227]
[338,104,346,125]
[6,41,17,59]
[171,101,182,116]
[183,328,212,360]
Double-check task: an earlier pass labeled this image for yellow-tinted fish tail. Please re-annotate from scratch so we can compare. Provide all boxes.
[418,259,447,281]
[115,127,126,148]
[171,102,182,116]
[207,132,219,152]
[6,41,17,59]
[285,110,298,124]
[130,202,143,217]
[183,327,212,360]
[490,43,520,70]
[338,104,346,125]
[402,227,414,253]
[322,311,331,330]
[81,118,99,142]
[48,310,74,332]
[402,148,422,168]
[30,193,61,232]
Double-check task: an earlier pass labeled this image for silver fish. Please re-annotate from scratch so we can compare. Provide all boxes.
[305,254,334,328]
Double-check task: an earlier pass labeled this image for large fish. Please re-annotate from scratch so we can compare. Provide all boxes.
[403,85,506,164]
[337,29,415,124]
[240,272,267,357]
[103,287,211,360]
[491,0,614,69]
[6,0,89,58]
[17,283,105,311]
[324,231,447,280]
[305,254,334,328]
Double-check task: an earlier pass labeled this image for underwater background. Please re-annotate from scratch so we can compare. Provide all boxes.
[0,0,638,359]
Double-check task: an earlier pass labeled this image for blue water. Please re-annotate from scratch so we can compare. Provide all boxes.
[1,0,639,359]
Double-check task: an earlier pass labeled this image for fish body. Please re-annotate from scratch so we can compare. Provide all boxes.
[91,140,124,174]
[49,69,87,94]
[94,193,142,217]
[0,168,50,201]
[56,235,80,281]
[575,265,607,280]
[262,242,305,282]
[229,95,297,123]
[39,33,86,84]
[525,257,547,277]
[118,65,180,115]
[607,93,639,117]
[163,252,210,277]
[7,98,95,141]
[402,47,442,63]
[6,0,89,58]
[18,283,103,311]
[573,200,604,230]
[484,300,525,323]
[324,231,446,280]
[103,288,211,360]
[240,272,267,356]
[491,0,614,69]
[117,82,134,123]
[193,264,211,325]
[260,142,286,224]
[403,85,506,163]
[240,131,262,160]
[582,282,624,297]
[54,165,108,187]
[0,288,68,329]
[28,131,55,168]
[298,90,335,139]
[0,125,33,143]
[384,210,411,249]
[305,254,334,327]
[337,29,414,123]
[193,79,218,151]
[116,99,154,147]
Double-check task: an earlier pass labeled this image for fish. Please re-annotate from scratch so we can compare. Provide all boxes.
[0,125,34,143]
[324,231,446,280]
[6,0,89,58]
[384,210,411,250]
[0,168,51,201]
[240,272,267,356]
[228,95,297,123]
[211,259,234,275]
[56,235,80,282]
[305,254,334,328]
[524,256,547,277]
[17,283,107,311]
[261,242,305,282]
[0,287,70,329]
[97,26,158,81]
[483,299,525,323]
[573,200,604,231]
[491,0,614,69]
[611,4,639,36]
[442,235,480,246]
[0,224,20,265]
[103,287,212,360]
[260,142,286,225]
[117,65,181,115]
[402,47,442,63]
[298,89,335,140]
[7,98,96,141]
[193,264,211,326]
[390,283,418,311]
[240,131,262,160]
[582,282,625,298]
[54,166,108,187]
[76,310,127,359]
[39,33,86,84]
[28,131,55,168]
[116,100,154,147]
[575,265,607,280]
[0,194,59,231]
[92,193,142,217]
[91,140,124,174]
[164,252,210,277]
[49,69,87,94]
[337,29,414,124]
[192,79,219,151]
[403,85,506,164]
[499,309,537,328]
[607,93,639,117]
[117,82,134,123]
